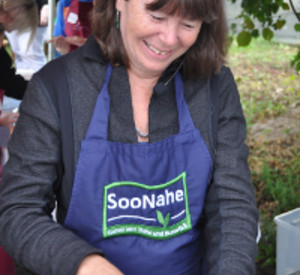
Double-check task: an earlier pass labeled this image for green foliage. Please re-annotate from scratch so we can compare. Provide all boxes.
[274,19,286,30]
[260,165,300,212]
[294,23,300,31]
[237,30,252,46]
[229,0,300,71]
[229,38,299,126]
[255,164,300,268]
[257,213,277,267]
[262,27,274,41]
[228,38,300,270]
[291,47,300,71]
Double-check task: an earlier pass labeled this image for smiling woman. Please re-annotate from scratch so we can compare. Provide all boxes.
[0,0,259,274]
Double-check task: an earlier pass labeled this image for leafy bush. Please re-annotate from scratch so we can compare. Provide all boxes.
[229,38,300,269]
[228,0,300,72]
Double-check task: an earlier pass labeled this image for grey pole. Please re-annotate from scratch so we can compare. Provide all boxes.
[47,0,55,61]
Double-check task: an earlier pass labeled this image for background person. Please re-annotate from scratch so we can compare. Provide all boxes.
[0,0,259,274]
[5,0,49,77]
[0,1,37,273]
[50,0,93,55]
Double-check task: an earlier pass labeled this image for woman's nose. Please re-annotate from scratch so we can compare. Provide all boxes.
[159,22,178,46]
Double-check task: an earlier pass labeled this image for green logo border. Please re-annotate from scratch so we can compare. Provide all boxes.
[102,172,192,240]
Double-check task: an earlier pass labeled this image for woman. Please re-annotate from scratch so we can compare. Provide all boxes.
[0,0,259,274]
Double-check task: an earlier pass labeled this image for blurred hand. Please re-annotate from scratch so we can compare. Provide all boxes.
[0,112,19,127]
[48,36,87,55]
[76,255,124,275]
[48,36,71,55]
[40,4,49,26]
[64,36,87,47]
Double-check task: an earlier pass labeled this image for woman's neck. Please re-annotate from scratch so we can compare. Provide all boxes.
[127,68,160,93]
[127,69,160,143]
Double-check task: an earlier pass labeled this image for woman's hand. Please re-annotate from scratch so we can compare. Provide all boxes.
[0,112,19,127]
[76,255,124,275]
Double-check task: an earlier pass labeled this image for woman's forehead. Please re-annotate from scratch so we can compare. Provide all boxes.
[145,0,218,23]
[144,0,206,20]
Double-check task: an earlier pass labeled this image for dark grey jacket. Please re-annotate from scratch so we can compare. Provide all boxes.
[0,35,259,275]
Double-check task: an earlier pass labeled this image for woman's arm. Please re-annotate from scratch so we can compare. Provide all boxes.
[203,67,259,275]
[0,74,103,275]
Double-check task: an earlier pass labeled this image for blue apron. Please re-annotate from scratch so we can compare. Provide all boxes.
[65,64,212,274]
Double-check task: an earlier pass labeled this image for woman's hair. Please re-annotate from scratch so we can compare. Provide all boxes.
[92,0,228,79]
[0,0,38,44]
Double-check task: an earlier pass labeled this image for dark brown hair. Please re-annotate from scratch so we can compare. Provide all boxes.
[92,0,228,79]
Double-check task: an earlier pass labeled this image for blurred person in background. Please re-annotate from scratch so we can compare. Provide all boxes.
[50,0,93,55]
[5,0,49,76]
[0,1,37,273]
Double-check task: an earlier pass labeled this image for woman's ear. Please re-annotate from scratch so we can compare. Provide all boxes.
[115,0,123,13]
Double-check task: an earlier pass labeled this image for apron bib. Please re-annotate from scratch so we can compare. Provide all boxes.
[65,64,212,274]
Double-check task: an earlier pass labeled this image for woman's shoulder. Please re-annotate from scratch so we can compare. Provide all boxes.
[214,65,235,83]
[34,54,69,88]
[35,46,97,84]
[208,65,238,98]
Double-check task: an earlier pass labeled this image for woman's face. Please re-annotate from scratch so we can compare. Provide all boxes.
[116,0,202,78]
[0,9,17,32]
[0,11,8,28]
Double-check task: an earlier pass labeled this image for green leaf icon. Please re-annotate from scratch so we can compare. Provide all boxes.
[156,210,164,226]
[164,213,170,228]
[156,210,170,228]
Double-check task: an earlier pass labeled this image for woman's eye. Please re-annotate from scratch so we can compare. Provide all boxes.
[151,14,164,21]
[182,23,195,29]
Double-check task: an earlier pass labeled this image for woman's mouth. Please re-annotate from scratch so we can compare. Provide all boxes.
[144,41,170,56]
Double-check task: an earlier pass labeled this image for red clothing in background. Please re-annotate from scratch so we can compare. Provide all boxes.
[64,0,93,51]
[0,246,16,275]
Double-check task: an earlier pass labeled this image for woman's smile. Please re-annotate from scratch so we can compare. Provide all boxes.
[144,40,171,56]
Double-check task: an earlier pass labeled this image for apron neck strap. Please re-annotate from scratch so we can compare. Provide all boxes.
[85,63,112,139]
[85,64,195,140]
[174,73,196,134]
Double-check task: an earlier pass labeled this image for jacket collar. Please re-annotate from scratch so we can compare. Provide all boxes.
[82,34,107,64]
